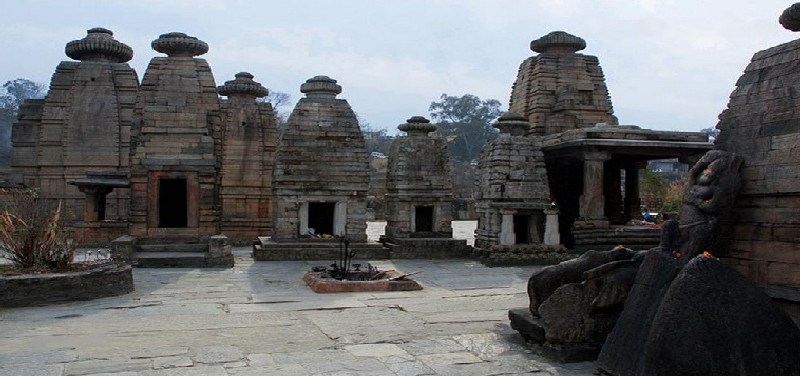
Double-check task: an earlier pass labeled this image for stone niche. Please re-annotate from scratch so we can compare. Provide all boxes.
[128,32,220,239]
[380,116,470,258]
[10,27,138,244]
[217,72,277,242]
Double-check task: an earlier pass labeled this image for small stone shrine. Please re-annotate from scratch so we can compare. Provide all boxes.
[507,31,711,250]
[217,72,277,241]
[11,28,138,243]
[380,116,469,258]
[254,76,387,260]
[473,113,568,265]
[118,32,232,267]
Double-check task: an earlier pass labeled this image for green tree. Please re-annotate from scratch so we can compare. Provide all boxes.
[428,93,502,163]
[0,79,46,117]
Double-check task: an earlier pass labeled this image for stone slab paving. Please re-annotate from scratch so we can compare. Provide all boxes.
[0,248,596,375]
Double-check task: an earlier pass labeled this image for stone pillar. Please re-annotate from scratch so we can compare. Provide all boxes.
[208,235,233,267]
[334,201,346,236]
[624,162,644,220]
[577,151,610,228]
[544,208,560,245]
[500,211,515,245]
[605,161,623,224]
[111,235,136,263]
[77,186,114,222]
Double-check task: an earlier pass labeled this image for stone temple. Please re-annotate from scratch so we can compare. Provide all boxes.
[10,29,281,266]
[253,76,387,260]
[500,30,712,251]
[380,116,470,258]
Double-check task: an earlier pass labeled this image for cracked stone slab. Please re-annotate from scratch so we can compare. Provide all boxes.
[153,356,193,369]
[0,364,64,376]
[344,343,409,357]
[191,345,245,364]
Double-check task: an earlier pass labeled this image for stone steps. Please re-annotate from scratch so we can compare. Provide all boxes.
[138,243,208,253]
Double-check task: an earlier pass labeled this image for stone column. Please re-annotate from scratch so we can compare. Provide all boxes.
[624,162,645,220]
[76,186,113,222]
[605,161,623,224]
[544,208,560,245]
[500,210,515,245]
[577,151,610,228]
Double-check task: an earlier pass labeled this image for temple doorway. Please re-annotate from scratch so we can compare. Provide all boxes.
[415,206,434,232]
[308,202,336,236]
[159,178,187,228]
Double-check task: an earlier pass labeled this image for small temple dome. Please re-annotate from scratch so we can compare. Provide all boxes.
[300,75,342,98]
[530,31,586,54]
[151,32,209,57]
[493,112,529,136]
[398,115,437,134]
[65,27,133,63]
[217,72,268,98]
[780,3,800,31]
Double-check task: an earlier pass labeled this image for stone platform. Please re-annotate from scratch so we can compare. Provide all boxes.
[253,237,390,261]
[380,237,472,259]
[571,225,660,252]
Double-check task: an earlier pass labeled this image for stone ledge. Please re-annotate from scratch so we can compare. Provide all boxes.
[302,271,422,293]
[0,263,134,307]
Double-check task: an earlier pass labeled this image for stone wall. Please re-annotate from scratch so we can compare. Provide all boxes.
[714,36,800,303]
[0,263,134,307]
[272,76,370,242]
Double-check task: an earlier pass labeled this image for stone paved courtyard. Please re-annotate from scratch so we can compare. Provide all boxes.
[0,247,596,375]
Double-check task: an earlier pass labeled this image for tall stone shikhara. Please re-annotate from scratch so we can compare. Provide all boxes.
[128,32,220,238]
[384,116,454,239]
[509,31,618,136]
[11,27,138,242]
[217,72,277,241]
[474,113,552,249]
[272,76,370,242]
[714,6,800,322]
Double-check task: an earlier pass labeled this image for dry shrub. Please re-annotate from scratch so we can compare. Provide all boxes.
[0,189,75,270]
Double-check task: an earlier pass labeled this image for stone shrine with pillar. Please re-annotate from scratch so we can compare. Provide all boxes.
[474,113,556,250]
[380,116,470,258]
[254,76,387,260]
[506,30,711,250]
[10,27,138,244]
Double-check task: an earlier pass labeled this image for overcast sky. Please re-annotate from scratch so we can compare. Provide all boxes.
[1,1,796,133]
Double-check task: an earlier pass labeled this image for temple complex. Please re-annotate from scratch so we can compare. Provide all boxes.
[254,76,387,260]
[506,31,711,250]
[11,28,138,243]
[474,113,555,249]
[381,116,469,258]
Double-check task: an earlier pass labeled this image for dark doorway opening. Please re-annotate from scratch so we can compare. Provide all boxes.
[513,215,530,244]
[159,178,187,228]
[415,206,434,232]
[308,202,336,236]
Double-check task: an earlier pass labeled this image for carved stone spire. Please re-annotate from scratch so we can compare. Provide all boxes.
[493,112,529,137]
[780,3,800,31]
[65,27,133,63]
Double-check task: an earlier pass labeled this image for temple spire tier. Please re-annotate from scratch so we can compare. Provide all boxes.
[151,32,209,57]
[530,31,586,54]
[398,116,437,135]
[300,75,342,99]
[493,112,529,136]
[780,3,800,31]
[217,72,268,102]
[65,27,133,63]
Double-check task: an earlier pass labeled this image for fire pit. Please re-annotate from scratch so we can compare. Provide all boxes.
[302,237,422,293]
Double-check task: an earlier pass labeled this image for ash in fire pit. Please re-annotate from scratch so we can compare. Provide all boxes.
[303,237,423,293]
